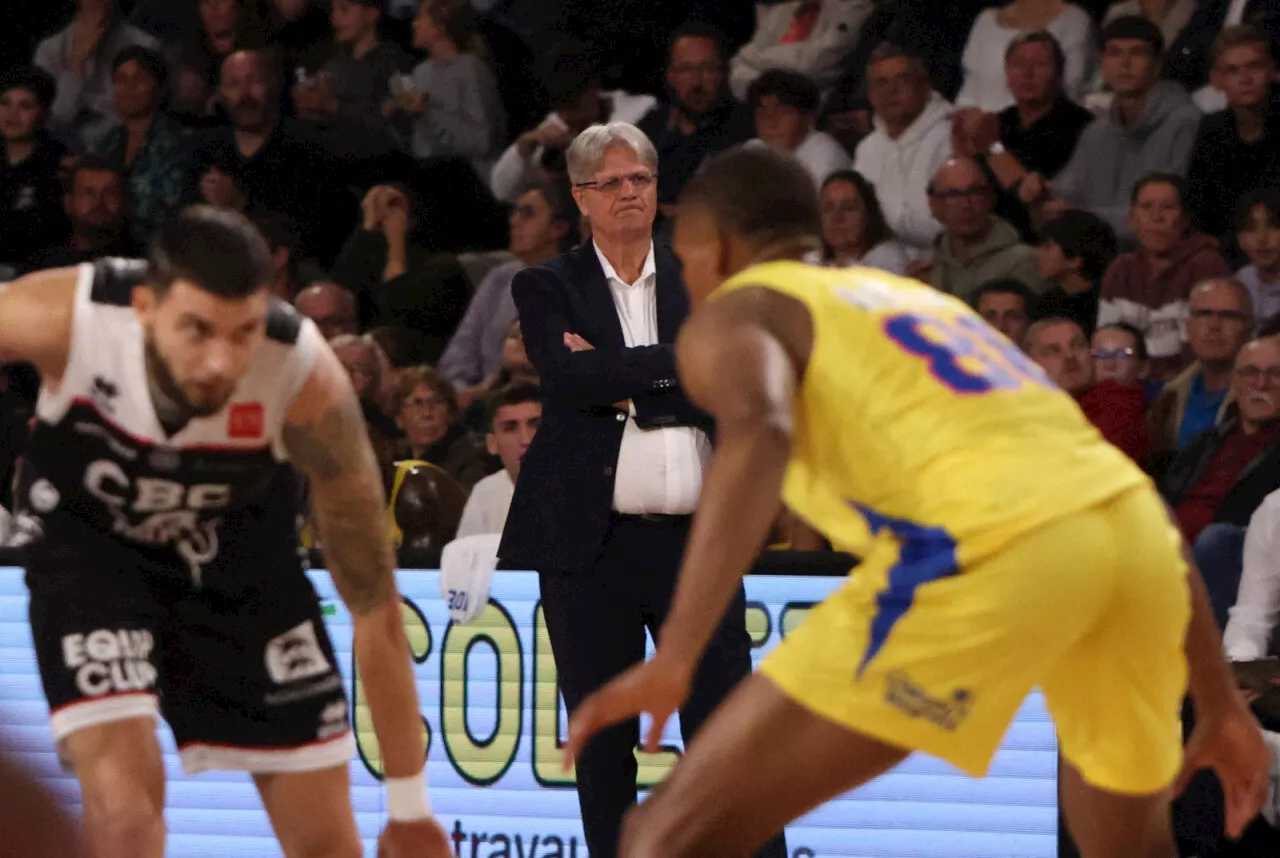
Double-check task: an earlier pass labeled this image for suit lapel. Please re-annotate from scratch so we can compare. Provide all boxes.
[574,241,627,349]
[655,244,689,344]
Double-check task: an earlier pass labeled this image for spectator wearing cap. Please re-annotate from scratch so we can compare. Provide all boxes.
[728,0,874,101]
[32,0,161,151]
[923,156,1043,301]
[636,22,755,212]
[24,155,142,272]
[1150,277,1255,455]
[973,278,1035,346]
[91,46,193,247]
[1021,16,1202,245]
[0,68,68,275]
[329,183,471,364]
[298,0,413,136]
[1186,26,1280,249]
[1098,173,1232,380]
[455,382,542,538]
[747,68,850,188]
[385,0,506,179]
[1033,209,1118,336]
[955,1,1095,112]
[489,41,656,203]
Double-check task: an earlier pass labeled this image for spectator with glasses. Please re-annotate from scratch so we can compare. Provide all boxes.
[1092,321,1149,389]
[812,170,909,274]
[391,365,494,492]
[1151,278,1255,457]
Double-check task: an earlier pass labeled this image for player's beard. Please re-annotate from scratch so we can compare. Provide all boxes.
[143,335,224,431]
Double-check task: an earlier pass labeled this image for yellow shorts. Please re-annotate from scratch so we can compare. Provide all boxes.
[760,485,1190,795]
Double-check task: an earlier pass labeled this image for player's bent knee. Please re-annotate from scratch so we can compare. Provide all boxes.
[64,719,166,857]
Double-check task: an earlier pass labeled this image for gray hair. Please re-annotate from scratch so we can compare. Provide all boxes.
[565,122,658,185]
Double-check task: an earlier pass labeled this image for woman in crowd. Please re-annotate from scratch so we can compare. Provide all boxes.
[1098,172,1232,379]
[91,46,191,246]
[391,365,494,491]
[387,0,506,180]
[956,0,1096,111]
[811,170,909,275]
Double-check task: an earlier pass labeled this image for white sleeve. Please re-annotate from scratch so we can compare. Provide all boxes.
[489,140,537,203]
[1224,491,1280,660]
[455,492,488,539]
[1055,7,1098,105]
[953,13,988,109]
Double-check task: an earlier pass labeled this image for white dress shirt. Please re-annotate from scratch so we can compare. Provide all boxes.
[456,469,515,538]
[1224,489,1280,660]
[593,241,711,514]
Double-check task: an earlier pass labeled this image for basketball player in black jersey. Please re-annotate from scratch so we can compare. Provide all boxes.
[0,208,450,857]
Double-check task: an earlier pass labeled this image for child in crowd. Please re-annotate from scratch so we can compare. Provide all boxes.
[1235,188,1280,325]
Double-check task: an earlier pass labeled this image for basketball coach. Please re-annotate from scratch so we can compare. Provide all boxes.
[498,122,787,858]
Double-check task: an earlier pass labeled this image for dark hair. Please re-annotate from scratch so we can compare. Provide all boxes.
[520,179,580,251]
[0,66,56,110]
[867,42,929,74]
[1040,210,1118,282]
[680,145,821,248]
[1005,30,1066,76]
[819,170,891,258]
[1095,321,1149,361]
[747,68,820,114]
[147,206,273,298]
[421,0,482,55]
[972,278,1035,311]
[1101,15,1164,56]
[1234,187,1280,233]
[249,209,301,253]
[1259,313,1280,338]
[540,41,601,109]
[1130,171,1186,208]
[1211,24,1274,67]
[64,153,125,193]
[667,20,728,64]
[112,45,169,89]
[486,382,542,432]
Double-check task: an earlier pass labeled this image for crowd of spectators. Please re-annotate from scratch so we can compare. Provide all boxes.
[6,0,1280,852]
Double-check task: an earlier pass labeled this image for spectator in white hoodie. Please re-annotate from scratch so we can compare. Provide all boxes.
[747,68,850,188]
[729,0,874,101]
[854,42,954,254]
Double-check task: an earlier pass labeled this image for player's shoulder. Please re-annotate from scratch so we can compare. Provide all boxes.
[265,298,304,345]
[88,257,149,306]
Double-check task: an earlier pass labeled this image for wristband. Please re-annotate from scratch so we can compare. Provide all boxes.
[386,771,434,821]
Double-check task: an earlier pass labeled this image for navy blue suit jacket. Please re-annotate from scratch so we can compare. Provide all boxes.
[498,241,710,573]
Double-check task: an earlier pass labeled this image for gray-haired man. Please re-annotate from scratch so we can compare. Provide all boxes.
[497,122,787,858]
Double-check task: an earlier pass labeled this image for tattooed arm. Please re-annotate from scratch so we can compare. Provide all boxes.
[283,345,426,779]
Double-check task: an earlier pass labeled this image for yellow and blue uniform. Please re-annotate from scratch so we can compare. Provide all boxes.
[720,262,1190,795]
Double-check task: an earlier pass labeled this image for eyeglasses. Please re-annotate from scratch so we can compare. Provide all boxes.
[1236,365,1280,382]
[1092,347,1136,361]
[1189,308,1249,322]
[575,171,657,195]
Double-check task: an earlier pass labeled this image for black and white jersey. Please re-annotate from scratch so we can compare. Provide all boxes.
[18,259,321,588]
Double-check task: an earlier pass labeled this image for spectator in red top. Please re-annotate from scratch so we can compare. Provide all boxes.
[1163,324,1280,545]
[1026,315,1152,462]
[1097,172,1233,379]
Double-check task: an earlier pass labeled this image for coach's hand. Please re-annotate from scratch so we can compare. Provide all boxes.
[1176,701,1270,839]
[563,651,694,769]
[377,818,453,857]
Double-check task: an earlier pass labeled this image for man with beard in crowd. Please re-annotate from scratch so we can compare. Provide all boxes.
[637,21,755,217]
[25,155,141,272]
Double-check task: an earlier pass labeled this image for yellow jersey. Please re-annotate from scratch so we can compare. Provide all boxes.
[714,261,1149,562]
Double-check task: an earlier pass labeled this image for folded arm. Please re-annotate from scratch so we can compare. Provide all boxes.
[513,267,678,407]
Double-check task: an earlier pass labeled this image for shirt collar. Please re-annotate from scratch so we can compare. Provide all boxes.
[593,240,656,288]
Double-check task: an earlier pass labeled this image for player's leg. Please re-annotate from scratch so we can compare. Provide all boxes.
[619,673,908,858]
[61,717,167,858]
[1057,762,1176,858]
[253,766,362,858]
[1041,487,1192,858]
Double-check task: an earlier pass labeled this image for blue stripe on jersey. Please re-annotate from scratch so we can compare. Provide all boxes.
[852,503,959,678]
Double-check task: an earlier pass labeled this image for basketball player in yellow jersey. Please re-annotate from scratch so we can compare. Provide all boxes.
[561,146,1271,858]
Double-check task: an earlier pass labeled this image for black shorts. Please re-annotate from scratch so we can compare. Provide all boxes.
[27,555,353,775]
